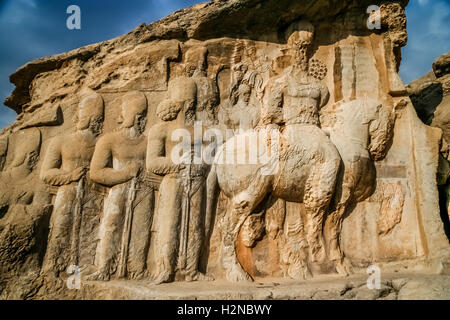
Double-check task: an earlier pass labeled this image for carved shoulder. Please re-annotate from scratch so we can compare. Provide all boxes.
[95,132,116,148]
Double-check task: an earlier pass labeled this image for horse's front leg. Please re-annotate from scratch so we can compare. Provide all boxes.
[305,205,327,263]
[221,199,254,283]
[221,173,272,282]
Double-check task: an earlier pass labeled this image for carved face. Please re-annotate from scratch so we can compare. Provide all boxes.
[287,30,314,67]
[232,63,248,84]
[286,20,315,48]
[77,98,96,131]
[118,92,147,132]
[287,30,314,48]
[76,94,104,133]
[246,46,257,60]
[238,83,251,103]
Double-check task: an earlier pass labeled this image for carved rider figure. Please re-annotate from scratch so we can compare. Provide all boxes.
[263,22,329,127]
[40,93,104,276]
[262,21,336,264]
[87,91,153,281]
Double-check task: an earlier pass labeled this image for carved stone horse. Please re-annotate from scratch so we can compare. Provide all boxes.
[206,123,341,282]
[323,98,395,275]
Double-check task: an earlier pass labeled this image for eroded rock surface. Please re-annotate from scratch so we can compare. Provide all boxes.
[408,51,450,233]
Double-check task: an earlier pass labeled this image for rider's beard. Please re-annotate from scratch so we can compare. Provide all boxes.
[293,43,311,72]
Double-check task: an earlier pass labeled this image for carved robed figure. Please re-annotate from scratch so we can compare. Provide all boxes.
[87,91,154,281]
[146,47,215,284]
[40,94,104,276]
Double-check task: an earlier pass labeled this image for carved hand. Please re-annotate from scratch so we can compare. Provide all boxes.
[175,163,186,173]
[127,162,142,179]
[70,166,87,182]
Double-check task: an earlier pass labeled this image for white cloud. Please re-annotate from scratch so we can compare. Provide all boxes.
[428,2,450,37]
[0,0,36,25]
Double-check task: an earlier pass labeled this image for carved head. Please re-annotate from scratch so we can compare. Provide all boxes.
[238,83,252,103]
[287,21,314,45]
[232,63,248,85]
[156,99,196,123]
[366,102,395,161]
[118,91,147,133]
[246,43,257,61]
[8,128,41,176]
[241,213,265,248]
[76,93,104,135]
[184,46,208,77]
[286,21,315,68]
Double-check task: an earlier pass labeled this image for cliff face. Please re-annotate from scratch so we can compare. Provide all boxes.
[1,0,450,300]
[408,52,450,156]
[407,52,450,238]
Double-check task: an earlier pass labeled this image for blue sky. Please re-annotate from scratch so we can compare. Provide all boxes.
[0,0,449,128]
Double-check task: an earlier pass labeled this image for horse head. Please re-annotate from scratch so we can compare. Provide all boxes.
[366,100,396,161]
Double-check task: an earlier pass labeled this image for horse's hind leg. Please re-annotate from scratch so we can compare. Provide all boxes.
[326,204,353,276]
[283,202,311,280]
[325,166,355,276]
[326,204,345,261]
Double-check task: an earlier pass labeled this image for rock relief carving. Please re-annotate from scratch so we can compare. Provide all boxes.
[146,47,214,284]
[40,93,104,276]
[0,136,8,172]
[86,91,154,281]
[322,98,396,275]
[2,0,450,300]
[207,21,342,282]
[0,128,53,297]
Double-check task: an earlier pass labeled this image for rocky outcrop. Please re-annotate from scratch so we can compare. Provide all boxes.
[408,52,450,143]
[407,52,450,233]
[4,0,409,117]
[433,52,450,79]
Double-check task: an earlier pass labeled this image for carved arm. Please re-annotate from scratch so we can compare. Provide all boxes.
[89,136,138,187]
[40,137,81,186]
[146,124,183,176]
